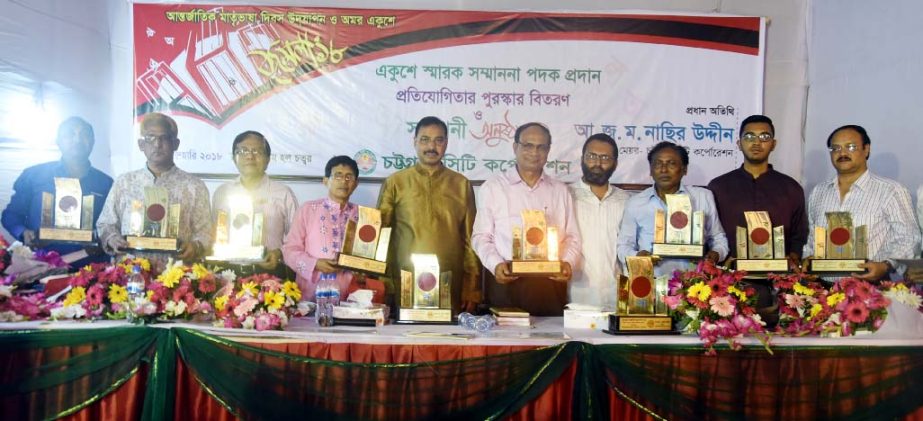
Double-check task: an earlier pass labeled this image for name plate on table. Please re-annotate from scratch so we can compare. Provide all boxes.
[37,178,96,244]
[510,209,562,276]
[652,243,704,258]
[337,206,390,275]
[808,259,866,273]
[126,236,178,251]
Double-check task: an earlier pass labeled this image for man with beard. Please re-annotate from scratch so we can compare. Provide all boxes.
[804,125,919,281]
[377,116,480,314]
[473,122,582,316]
[708,115,808,269]
[568,133,629,309]
[617,142,728,277]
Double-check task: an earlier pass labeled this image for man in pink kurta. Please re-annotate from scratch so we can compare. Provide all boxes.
[282,156,359,302]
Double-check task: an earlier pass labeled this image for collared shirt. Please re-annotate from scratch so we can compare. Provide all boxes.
[707,165,808,259]
[568,180,629,309]
[917,185,923,253]
[617,185,729,277]
[377,164,481,308]
[472,169,582,275]
[212,175,298,252]
[281,198,358,302]
[96,165,212,270]
[1,161,113,266]
[804,170,920,262]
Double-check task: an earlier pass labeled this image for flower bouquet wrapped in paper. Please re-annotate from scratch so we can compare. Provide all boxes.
[146,260,232,320]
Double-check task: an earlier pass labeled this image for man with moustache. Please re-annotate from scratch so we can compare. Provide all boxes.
[377,116,480,314]
[96,113,212,272]
[212,131,298,277]
[473,122,582,316]
[617,141,728,277]
[2,117,113,266]
[804,125,920,281]
[568,133,629,309]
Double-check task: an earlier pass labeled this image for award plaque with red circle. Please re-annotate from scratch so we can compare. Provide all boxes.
[336,206,390,275]
[126,187,178,251]
[807,213,867,274]
[38,178,96,243]
[734,212,789,272]
[605,256,676,335]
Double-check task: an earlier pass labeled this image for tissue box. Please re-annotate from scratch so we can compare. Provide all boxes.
[332,305,388,326]
[563,310,612,329]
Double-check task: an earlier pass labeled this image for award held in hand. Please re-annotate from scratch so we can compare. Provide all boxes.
[651,194,705,258]
[606,256,674,334]
[396,254,453,323]
[125,186,179,251]
[510,209,562,275]
[336,206,391,275]
[207,194,265,262]
[734,211,789,272]
[807,212,867,274]
[38,177,96,243]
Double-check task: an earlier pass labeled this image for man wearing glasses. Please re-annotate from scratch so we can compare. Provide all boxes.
[617,141,728,277]
[212,131,298,276]
[377,116,480,314]
[708,115,808,270]
[568,133,629,309]
[97,112,212,272]
[473,122,582,316]
[803,125,920,281]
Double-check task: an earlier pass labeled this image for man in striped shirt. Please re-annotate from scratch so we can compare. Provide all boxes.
[804,125,921,281]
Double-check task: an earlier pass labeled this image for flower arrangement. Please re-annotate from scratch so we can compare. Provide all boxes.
[881,281,923,313]
[51,257,153,320]
[829,278,890,336]
[0,236,10,274]
[213,273,302,331]
[771,273,838,336]
[0,278,57,321]
[663,261,771,355]
[147,261,229,319]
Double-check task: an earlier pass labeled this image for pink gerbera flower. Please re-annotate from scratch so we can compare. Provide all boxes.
[198,275,216,293]
[709,295,735,317]
[845,301,870,324]
[86,285,105,307]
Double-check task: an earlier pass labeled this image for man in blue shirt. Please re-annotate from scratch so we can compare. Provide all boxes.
[617,141,728,277]
[1,117,113,266]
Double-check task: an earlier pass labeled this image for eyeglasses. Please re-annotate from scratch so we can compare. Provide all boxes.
[331,173,356,182]
[741,132,774,143]
[416,136,447,146]
[516,141,551,153]
[584,152,614,163]
[235,148,267,158]
[139,134,174,146]
[828,144,861,153]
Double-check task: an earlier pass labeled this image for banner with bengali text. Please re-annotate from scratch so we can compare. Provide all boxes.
[133,4,765,184]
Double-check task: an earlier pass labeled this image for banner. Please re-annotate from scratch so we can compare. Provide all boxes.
[133,4,764,183]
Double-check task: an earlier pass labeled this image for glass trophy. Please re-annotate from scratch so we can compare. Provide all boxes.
[336,206,391,275]
[509,209,562,275]
[807,212,867,274]
[734,211,789,272]
[125,186,179,251]
[606,256,674,334]
[395,254,453,323]
[207,193,265,262]
[651,194,705,258]
[38,177,95,243]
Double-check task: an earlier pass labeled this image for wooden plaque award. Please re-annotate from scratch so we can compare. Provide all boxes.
[651,194,705,258]
[807,212,867,274]
[396,254,453,323]
[336,206,390,275]
[37,177,95,243]
[125,186,178,251]
[510,209,562,275]
[208,194,265,262]
[734,211,789,272]
[606,256,674,334]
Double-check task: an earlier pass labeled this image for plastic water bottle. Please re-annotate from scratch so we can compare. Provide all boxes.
[316,273,335,327]
[126,265,145,322]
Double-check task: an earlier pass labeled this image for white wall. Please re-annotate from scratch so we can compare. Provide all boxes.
[805,0,923,200]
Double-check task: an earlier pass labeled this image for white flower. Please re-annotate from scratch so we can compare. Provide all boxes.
[164,300,187,317]
[218,269,237,283]
[0,310,24,322]
[0,284,13,298]
[241,316,255,329]
[884,288,923,309]
[50,304,87,320]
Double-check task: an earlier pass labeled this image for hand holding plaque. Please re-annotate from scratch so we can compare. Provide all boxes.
[509,209,562,275]
[125,186,179,251]
[37,177,96,244]
[208,194,265,262]
[606,256,674,334]
[336,206,391,275]
[651,194,705,258]
[733,211,789,272]
[806,212,867,274]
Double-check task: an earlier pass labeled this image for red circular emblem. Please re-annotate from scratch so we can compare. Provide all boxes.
[232,213,250,229]
[669,212,688,229]
[830,227,851,246]
[631,277,652,298]
[525,227,544,246]
[146,204,166,221]
[58,195,78,212]
[358,225,377,243]
[750,227,770,245]
[417,272,437,292]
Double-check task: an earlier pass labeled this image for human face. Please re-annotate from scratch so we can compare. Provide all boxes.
[233,136,270,178]
[738,122,776,164]
[649,147,687,193]
[514,125,551,173]
[828,128,869,175]
[581,139,617,186]
[413,124,448,168]
[323,164,358,204]
[138,124,178,168]
[56,122,93,162]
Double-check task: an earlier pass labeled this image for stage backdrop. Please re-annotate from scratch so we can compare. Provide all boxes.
[132,4,765,184]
